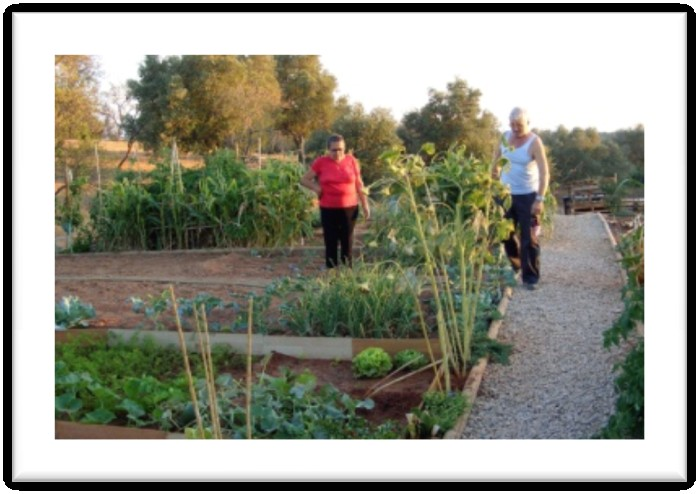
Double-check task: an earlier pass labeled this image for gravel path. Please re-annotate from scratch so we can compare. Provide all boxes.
[462,213,633,439]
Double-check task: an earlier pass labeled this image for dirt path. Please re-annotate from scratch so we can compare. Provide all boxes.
[462,213,635,439]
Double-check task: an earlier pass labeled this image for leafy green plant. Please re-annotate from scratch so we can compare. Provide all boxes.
[598,223,644,439]
[406,391,468,438]
[601,178,644,215]
[54,333,223,426]
[56,332,402,438]
[596,341,644,439]
[160,369,402,439]
[129,291,249,332]
[352,347,393,378]
[393,349,428,371]
[603,225,644,348]
[56,175,89,245]
[55,295,96,330]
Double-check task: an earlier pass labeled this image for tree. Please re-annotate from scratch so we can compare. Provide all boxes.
[127,55,177,153]
[610,125,644,182]
[538,126,639,184]
[100,83,136,140]
[332,104,402,184]
[55,55,104,174]
[128,55,282,155]
[397,78,499,159]
[231,56,282,155]
[55,55,103,240]
[274,56,337,152]
[170,55,248,153]
[305,100,402,184]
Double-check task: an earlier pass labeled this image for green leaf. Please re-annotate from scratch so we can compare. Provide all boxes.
[56,393,83,414]
[355,398,375,410]
[82,408,117,424]
[119,398,146,419]
[420,143,436,156]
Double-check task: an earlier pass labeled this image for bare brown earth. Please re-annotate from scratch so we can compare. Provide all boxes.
[55,245,328,330]
[55,231,435,434]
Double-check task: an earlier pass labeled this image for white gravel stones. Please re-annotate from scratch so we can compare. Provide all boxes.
[462,213,633,439]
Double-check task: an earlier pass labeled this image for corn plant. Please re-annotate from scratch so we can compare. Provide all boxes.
[89,151,314,251]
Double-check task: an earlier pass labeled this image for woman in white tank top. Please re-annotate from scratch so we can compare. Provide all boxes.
[491,107,550,290]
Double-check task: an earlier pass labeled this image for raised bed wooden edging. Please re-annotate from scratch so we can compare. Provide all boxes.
[443,286,513,439]
[57,328,445,360]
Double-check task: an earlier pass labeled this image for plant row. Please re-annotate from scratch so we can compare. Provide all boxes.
[74,150,314,251]
[56,333,466,439]
[596,223,644,439]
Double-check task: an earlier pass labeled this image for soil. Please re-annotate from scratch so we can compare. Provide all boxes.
[56,243,328,330]
[55,230,437,436]
[56,349,435,437]
[242,352,437,428]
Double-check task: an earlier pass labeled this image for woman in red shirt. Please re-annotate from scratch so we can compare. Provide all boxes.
[301,134,371,268]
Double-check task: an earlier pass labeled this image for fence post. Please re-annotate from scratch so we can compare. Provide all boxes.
[95,143,103,215]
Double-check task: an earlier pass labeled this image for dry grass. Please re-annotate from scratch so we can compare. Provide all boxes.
[62,139,205,172]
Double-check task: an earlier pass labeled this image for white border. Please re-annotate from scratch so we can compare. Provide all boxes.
[12,11,687,483]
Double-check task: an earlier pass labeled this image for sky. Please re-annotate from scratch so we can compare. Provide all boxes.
[94,12,664,134]
[12,10,688,483]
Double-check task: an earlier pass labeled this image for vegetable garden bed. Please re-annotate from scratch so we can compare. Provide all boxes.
[55,147,517,440]
[55,285,512,440]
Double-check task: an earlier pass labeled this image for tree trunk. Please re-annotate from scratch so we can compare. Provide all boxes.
[116,137,136,169]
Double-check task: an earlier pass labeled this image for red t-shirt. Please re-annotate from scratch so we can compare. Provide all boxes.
[311,155,363,208]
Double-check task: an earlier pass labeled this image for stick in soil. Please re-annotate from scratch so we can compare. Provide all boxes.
[365,358,445,399]
[169,285,205,439]
[194,304,222,439]
[246,296,254,440]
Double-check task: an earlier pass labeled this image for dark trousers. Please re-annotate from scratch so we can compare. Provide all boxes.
[503,192,540,284]
[320,206,359,268]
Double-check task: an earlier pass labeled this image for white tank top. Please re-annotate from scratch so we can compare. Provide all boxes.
[500,131,539,195]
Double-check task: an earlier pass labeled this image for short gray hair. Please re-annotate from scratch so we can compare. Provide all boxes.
[327,134,345,148]
[509,107,529,123]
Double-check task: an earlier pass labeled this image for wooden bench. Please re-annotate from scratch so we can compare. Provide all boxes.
[562,180,609,214]
[561,177,644,215]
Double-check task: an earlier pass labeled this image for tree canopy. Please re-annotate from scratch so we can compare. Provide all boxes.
[397,78,499,159]
[306,100,402,184]
[537,126,643,184]
[127,55,282,155]
[274,55,337,149]
[55,55,104,170]
[55,55,103,144]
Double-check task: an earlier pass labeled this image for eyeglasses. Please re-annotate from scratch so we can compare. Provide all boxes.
[329,148,344,153]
